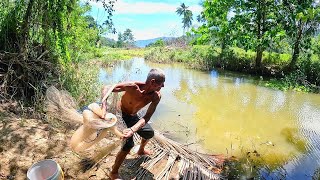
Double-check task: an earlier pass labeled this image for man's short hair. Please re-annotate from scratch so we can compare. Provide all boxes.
[146,68,165,83]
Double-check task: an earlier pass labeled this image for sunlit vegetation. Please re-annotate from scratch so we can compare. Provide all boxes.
[146,39,165,48]
[145,45,291,72]
[100,47,146,61]
[0,0,116,107]
[60,62,101,107]
[146,0,320,93]
[146,45,320,92]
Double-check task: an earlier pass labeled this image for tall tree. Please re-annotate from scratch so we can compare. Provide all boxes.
[117,32,124,47]
[196,0,234,51]
[231,0,281,68]
[85,15,97,28]
[123,28,134,44]
[0,0,116,101]
[176,3,193,33]
[278,0,320,69]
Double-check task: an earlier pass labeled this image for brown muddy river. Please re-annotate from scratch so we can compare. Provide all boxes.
[99,58,320,179]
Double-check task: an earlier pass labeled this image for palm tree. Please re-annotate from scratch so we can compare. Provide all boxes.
[176,3,193,34]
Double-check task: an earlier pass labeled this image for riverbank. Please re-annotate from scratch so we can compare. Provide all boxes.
[59,48,147,108]
[2,47,319,179]
[144,46,320,93]
[84,47,146,62]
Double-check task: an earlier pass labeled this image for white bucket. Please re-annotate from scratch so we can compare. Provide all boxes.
[27,159,64,180]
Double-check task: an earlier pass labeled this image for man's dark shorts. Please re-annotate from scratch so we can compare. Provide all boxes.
[122,112,154,152]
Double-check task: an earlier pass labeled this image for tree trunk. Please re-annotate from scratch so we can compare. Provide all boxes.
[255,47,263,68]
[255,0,264,69]
[21,0,35,51]
[289,20,303,69]
[219,36,227,68]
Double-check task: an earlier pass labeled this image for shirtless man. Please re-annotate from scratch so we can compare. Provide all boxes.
[101,68,165,180]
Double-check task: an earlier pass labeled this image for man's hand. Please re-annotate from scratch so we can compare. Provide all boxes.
[135,84,145,95]
[122,128,134,138]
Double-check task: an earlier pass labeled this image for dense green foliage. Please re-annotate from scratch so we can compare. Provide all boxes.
[146,39,165,47]
[160,0,320,92]
[194,0,320,85]
[146,45,288,71]
[116,29,136,48]
[145,45,320,92]
[193,0,320,68]
[0,0,116,106]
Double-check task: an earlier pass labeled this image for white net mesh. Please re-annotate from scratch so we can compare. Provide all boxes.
[45,86,83,125]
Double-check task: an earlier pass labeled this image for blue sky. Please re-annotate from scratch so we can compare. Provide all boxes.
[88,0,203,40]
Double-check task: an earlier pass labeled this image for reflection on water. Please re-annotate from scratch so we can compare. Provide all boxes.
[100,58,320,179]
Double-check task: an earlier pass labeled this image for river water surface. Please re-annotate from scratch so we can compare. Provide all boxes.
[99,58,320,179]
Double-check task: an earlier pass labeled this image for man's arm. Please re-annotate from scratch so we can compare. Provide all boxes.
[101,82,144,99]
[130,92,161,132]
[113,81,145,92]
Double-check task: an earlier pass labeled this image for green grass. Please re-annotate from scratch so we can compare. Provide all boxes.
[263,78,313,92]
[58,47,147,107]
[60,62,102,107]
[100,47,146,60]
[77,47,146,62]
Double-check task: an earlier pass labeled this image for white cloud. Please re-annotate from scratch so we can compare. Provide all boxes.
[132,20,184,40]
[162,22,183,37]
[189,5,202,14]
[134,28,162,40]
[93,1,202,40]
[90,0,202,15]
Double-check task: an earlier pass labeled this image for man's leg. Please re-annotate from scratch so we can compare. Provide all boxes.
[109,150,130,179]
[136,123,154,155]
[137,138,152,155]
[110,135,134,179]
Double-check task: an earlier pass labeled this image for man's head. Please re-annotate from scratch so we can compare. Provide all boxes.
[146,68,165,91]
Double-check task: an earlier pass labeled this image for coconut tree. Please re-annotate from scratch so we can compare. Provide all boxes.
[176,3,193,34]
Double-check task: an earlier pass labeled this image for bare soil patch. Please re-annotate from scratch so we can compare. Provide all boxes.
[0,109,158,180]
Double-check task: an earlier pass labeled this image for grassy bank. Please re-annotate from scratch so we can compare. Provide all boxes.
[101,47,146,61]
[61,47,146,107]
[145,46,320,93]
[79,47,146,61]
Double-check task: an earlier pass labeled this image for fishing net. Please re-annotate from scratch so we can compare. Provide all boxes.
[45,85,124,128]
[45,86,83,125]
[45,86,224,179]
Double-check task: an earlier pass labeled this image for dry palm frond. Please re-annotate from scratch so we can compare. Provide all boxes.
[155,154,177,180]
[132,131,223,180]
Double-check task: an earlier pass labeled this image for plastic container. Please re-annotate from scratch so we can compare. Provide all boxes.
[27,159,64,180]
